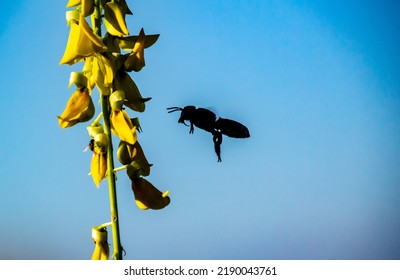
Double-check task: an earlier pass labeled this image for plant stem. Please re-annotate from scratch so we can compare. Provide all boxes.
[113,165,128,172]
[93,0,123,260]
[91,0,102,37]
[94,222,112,230]
[102,98,123,260]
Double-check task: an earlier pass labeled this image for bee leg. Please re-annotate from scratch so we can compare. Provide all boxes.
[213,131,223,162]
[189,122,194,134]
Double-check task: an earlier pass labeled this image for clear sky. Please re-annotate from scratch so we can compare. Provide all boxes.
[0,0,399,260]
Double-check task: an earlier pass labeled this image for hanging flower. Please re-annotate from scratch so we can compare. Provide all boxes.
[91,227,109,260]
[58,87,95,128]
[131,178,170,210]
[111,110,137,145]
[91,53,116,96]
[114,71,151,112]
[60,13,107,65]
[124,28,146,72]
[90,133,109,187]
[66,0,94,17]
[104,1,129,37]
[126,141,152,178]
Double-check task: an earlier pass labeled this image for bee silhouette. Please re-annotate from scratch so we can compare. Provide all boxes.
[167,105,250,162]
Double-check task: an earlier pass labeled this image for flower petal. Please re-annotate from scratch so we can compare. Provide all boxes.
[117,34,160,50]
[59,14,107,65]
[111,110,137,144]
[91,227,109,260]
[91,151,107,187]
[57,88,94,128]
[131,178,170,210]
[126,141,152,178]
[104,2,129,37]
[124,28,146,72]
[114,71,150,112]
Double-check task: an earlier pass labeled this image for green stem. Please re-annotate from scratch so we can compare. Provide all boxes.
[91,0,102,37]
[94,222,112,230]
[101,95,123,260]
[92,0,123,260]
[113,165,128,172]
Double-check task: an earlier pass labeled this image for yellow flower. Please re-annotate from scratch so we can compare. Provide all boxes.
[66,0,94,17]
[91,53,116,95]
[124,28,146,72]
[118,34,159,50]
[90,133,109,187]
[91,152,107,187]
[58,87,95,128]
[91,227,109,260]
[60,13,107,65]
[104,1,129,37]
[114,71,151,112]
[66,0,80,7]
[125,141,152,178]
[131,178,170,210]
[111,110,137,145]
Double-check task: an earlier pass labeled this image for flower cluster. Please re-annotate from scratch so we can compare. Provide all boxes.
[58,0,170,259]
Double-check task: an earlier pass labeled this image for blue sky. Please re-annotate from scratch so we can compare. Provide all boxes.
[0,0,399,259]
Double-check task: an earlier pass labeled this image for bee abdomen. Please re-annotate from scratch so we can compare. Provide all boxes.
[215,118,250,138]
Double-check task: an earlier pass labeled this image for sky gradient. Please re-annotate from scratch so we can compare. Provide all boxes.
[0,0,399,259]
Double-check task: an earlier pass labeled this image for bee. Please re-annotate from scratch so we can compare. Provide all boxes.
[167,105,250,162]
[82,139,95,152]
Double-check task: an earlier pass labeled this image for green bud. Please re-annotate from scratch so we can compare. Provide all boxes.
[109,90,125,111]
[117,141,136,165]
[87,125,104,138]
[87,114,104,138]
[69,72,88,88]
[66,10,79,25]
[94,133,109,153]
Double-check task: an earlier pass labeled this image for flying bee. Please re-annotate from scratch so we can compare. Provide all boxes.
[167,105,250,162]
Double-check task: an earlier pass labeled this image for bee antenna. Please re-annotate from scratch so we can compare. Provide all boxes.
[167,107,182,113]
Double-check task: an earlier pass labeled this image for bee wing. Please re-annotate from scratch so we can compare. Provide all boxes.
[82,145,91,152]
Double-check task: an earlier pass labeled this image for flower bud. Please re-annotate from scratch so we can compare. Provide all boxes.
[69,71,88,88]
[94,133,109,153]
[65,10,79,25]
[109,90,125,111]
[91,227,109,260]
[87,124,104,139]
[117,141,137,165]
